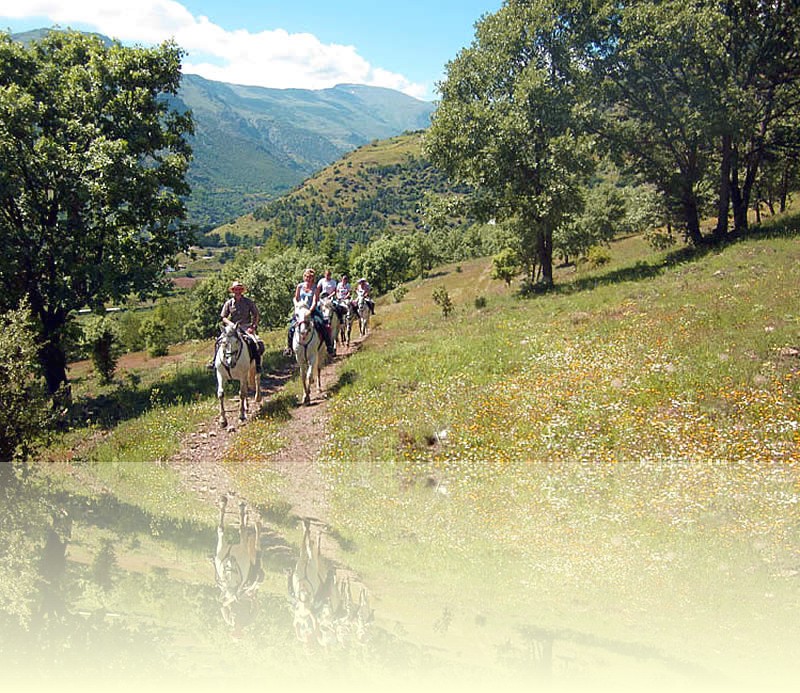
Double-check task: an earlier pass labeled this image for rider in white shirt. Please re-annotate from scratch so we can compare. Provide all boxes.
[316,269,338,297]
[356,278,375,314]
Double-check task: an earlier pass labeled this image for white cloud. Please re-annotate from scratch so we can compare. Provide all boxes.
[0,0,428,98]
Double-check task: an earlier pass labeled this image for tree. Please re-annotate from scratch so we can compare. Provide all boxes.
[592,1,800,242]
[0,301,51,461]
[0,31,193,394]
[425,0,596,287]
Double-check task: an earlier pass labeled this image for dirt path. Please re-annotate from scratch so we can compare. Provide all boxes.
[168,333,366,562]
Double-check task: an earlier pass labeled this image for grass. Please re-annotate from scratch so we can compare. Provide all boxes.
[16,215,800,692]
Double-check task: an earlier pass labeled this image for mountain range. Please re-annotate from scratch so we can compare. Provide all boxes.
[175,75,436,229]
[11,29,437,229]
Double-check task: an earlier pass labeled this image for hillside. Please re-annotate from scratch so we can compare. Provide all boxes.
[174,76,436,229]
[243,132,471,248]
[10,29,437,229]
[14,212,800,692]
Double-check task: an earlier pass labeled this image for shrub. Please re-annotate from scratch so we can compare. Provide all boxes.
[392,285,408,303]
[140,314,170,357]
[83,316,120,384]
[0,302,52,460]
[474,295,487,309]
[432,287,454,317]
[586,245,612,268]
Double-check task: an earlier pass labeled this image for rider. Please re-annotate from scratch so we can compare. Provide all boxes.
[336,274,352,303]
[208,281,262,372]
[356,278,375,314]
[316,268,337,298]
[318,268,346,325]
[284,268,336,357]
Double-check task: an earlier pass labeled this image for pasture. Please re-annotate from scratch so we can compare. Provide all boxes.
[7,218,800,693]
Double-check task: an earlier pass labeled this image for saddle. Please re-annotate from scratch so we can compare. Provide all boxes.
[243,332,265,360]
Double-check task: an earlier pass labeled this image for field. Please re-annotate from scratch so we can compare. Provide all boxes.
[6,217,800,693]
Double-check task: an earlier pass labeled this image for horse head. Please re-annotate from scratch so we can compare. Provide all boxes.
[218,323,244,369]
[293,301,315,343]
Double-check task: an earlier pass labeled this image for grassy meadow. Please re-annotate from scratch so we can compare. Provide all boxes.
[15,217,800,693]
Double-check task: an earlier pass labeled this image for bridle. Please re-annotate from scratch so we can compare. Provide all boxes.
[220,327,243,376]
[294,308,316,356]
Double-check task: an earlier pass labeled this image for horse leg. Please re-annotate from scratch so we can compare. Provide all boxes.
[253,361,262,402]
[239,380,247,421]
[214,496,228,581]
[304,366,312,405]
[217,380,228,428]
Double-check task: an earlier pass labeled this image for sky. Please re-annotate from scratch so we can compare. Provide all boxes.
[0,0,503,101]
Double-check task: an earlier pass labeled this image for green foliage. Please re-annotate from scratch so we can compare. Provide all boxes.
[140,314,170,358]
[83,317,120,385]
[432,287,454,318]
[491,248,521,287]
[474,295,487,309]
[590,1,800,241]
[0,302,51,461]
[585,245,612,269]
[425,1,596,286]
[392,285,409,303]
[0,30,193,394]
[113,310,146,353]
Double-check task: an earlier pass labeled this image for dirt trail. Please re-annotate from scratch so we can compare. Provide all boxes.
[168,334,366,562]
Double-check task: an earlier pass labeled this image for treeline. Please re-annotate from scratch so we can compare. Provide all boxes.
[425,0,800,286]
[252,153,471,249]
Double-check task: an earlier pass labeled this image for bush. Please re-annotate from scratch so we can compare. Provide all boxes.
[432,287,454,318]
[140,314,170,357]
[83,316,119,384]
[0,302,52,460]
[392,285,408,303]
[586,245,612,268]
[474,295,487,309]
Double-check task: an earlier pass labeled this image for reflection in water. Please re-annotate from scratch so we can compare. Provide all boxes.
[288,519,373,652]
[212,496,264,637]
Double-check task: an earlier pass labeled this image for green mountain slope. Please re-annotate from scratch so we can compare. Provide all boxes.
[248,132,470,248]
[9,29,437,229]
[175,75,436,229]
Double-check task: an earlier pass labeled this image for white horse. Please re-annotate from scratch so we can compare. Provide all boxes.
[292,301,325,406]
[340,300,357,347]
[318,295,340,355]
[213,496,263,635]
[215,323,261,427]
[356,292,370,337]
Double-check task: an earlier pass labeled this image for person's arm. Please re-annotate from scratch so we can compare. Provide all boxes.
[220,299,233,326]
[309,285,320,311]
[250,299,260,331]
[293,283,301,303]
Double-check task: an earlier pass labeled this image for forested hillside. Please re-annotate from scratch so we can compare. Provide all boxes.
[173,77,436,228]
[11,30,437,230]
[248,133,471,248]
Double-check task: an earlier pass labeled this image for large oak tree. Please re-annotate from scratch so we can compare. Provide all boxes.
[0,31,193,395]
[424,0,596,287]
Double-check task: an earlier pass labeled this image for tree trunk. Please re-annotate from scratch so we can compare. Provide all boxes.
[681,187,704,245]
[779,163,789,213]
[537,227,554,286]
[713,133,733,241]
[40,333,69,397]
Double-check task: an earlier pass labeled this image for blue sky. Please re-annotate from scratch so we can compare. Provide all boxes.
[0,0,503,100]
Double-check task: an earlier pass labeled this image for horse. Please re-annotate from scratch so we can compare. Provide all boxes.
[213,496,264,636]
[292,300,325,406]
[288,519,344,650]
[318,294,340,356]
[214,323,261,428]
[356,292,370,337]
[340,300,357,347]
